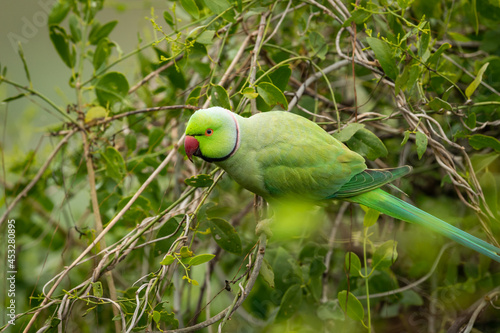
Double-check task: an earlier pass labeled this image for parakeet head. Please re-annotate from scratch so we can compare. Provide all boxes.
[184,107,240,162]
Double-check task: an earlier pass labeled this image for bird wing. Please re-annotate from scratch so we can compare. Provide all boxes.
[248,112,367,201]
[331,166,412,198]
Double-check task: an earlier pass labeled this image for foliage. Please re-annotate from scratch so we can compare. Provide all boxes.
[1,0,500,332]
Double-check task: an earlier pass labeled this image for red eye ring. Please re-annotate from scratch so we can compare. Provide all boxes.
[205,128,214,136]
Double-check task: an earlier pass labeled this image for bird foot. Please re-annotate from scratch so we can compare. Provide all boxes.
[256,218,273,238]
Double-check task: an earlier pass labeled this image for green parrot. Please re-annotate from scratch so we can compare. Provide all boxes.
[184,107,500,262]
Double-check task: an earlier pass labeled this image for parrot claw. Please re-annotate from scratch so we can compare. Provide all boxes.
[255,218,273,238]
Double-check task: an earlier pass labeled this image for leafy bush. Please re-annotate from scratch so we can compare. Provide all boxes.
[1,0,500,332]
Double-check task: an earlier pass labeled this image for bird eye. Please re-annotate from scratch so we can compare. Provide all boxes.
[205,128,213,136]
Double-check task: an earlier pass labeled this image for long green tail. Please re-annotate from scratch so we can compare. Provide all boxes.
[348,188,500,263]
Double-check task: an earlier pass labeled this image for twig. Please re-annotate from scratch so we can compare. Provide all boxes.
[129,54,185,94]
[0,130,77,226]
[165,233,267,333]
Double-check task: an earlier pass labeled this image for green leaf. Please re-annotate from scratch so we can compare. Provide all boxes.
[163,11,174,28]
[155,216,184,254]
[160,255,176,266]
[242,87,258,99]
[317,301,345,321]
[93,38,111,70]
[256,82,288,110]
[48,0,71,25]
[363,207,380,227]
[365,37,398,80]
[415,131,428,159]
[260,258,275,288]
[95,72,129,106]
[471,152,499,174]
[89,21,118,45]
[309,31,328,60]
[269,66,291,92]
[187,86,201,106]
[152,311,161,324]
[333,123,365,142]
[277,284,303,320]
[401,130,411,146]
[85,106,107,123]
[69,14,82,42]
[372,240,398,269]
[208,218,242,254]
[346,128,388,160]
[427,43,451,67]
[428,97,452,112]
[102,146,126,180]
[148,127,165,151]
[180,0,199,19]
[344,252,362,277]
[196,30,215,45]
[92,281,103,298]
[188,254,215,266]
[179,246,193,258]
[184,174,214,188]
[468,134,500,153]
[465,62,489,99]
[210,85,231,110]
[49,25,75,68]
[203,0,231,14]
[338,290,365,322]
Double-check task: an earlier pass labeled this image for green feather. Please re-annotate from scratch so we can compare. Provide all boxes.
[348,189,500,262]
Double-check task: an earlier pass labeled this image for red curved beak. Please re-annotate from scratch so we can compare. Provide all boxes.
[184,135,200,162]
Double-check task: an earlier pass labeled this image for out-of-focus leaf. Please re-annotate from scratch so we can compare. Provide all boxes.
[309,31,328,60]
[345,252,362,277]
[93,38,111,70]
[427,43,451,67]
[366,37,398,80]
[416,131,428,159]
[181,0,200,18]
[363,207,380,227]
[346,128,388,160]
[49,25,75,68]
[333,123,365,142]
[468,134,500,153]
[465,62,489,99]
[256,82,288,110]
[401,130,411,146]
[48,0,71,25]
[89,21,118,45]
[210,85,231,109]
[148,127,165,151]
[208,218,241,254]
[85,106,107,123]
[269,66,291,92]
[92,281,103,297]
[242,87,258,99]
[185,174,214,188]
[203,0,231,14]
[69,14,82,42]
[163,11,174,28]
[160,255,175,266]
[277,284,303,320]
[260,258,275,288]
[196,30,215,45]
[187,86,202,106]
[471,152,499,174]
[373,240,398,269]
[338,290,365,322]
[95,72,129,106]
[428,98,452,112]
[102,146,126,180]
[188,254,215,266]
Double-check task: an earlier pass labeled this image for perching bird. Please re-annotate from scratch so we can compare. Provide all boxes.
[184,107,500,262]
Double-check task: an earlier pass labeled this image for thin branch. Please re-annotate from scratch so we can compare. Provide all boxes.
[0,130,77,226]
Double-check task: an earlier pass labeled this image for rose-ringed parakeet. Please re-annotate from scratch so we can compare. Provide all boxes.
[184,107,500,262]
